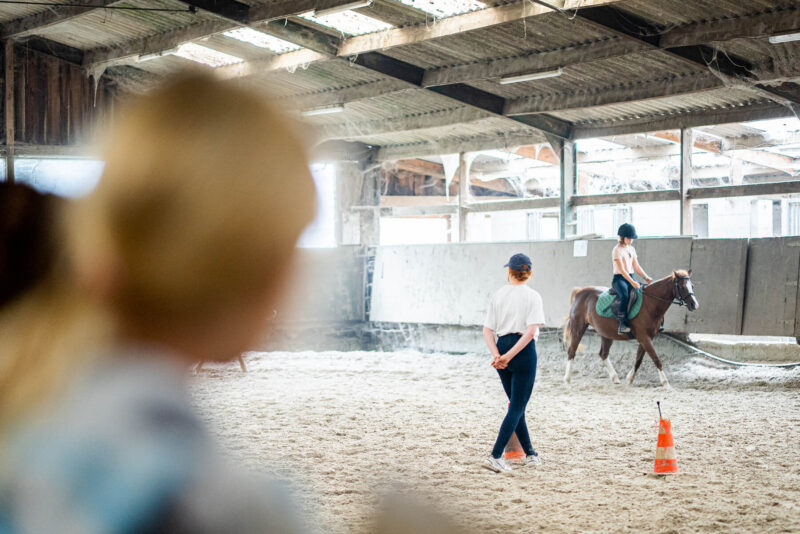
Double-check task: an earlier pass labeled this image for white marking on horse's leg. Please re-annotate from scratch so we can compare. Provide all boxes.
[604,358,620,384]
[658,369,670,388]
[564,360,573,384]
[626,368,636,385]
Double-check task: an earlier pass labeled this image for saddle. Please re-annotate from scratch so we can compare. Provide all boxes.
[608,287,638,314]
[595,287,642,320]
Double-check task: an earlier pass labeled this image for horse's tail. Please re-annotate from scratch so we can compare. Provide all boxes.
[562,287,586,354]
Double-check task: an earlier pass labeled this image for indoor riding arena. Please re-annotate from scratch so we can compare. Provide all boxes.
[1,1,799,533]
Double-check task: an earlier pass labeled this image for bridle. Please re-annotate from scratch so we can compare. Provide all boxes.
[642,276,695,307]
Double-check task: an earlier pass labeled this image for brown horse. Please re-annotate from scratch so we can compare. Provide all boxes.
[563,270,698,387]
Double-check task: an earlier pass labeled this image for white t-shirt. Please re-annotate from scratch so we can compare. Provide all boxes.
[483,284,546,339]
[612,244,637,275]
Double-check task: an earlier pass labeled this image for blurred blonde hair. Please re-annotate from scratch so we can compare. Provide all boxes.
[1,74,315,438]
[68,74,316,330]
[0,281,108,435]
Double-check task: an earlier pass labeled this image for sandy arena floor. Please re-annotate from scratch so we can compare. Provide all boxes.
[190,335,800,533]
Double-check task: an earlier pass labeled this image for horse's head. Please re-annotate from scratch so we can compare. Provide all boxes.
[673,269,698,311]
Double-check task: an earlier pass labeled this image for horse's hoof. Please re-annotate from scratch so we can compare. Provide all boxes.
[611,375,621,385]
[626,370,635,385]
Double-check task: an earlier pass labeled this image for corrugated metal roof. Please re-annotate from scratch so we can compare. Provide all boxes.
[553,88,774,124]
[362,117,544,146]
[2,0,799,154]
[0,3,53,23]
[36,0,219,50]
[469,50,708,100]
[380,13,617,69]
[619,0,796,27]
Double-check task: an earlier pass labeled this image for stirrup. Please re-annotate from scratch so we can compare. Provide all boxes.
[618,323,630,334]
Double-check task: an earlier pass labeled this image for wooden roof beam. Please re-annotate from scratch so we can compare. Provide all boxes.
[514,145,560,165]
[649,130,724,154]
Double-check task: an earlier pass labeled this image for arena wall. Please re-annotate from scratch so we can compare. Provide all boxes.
[368,237,782,336]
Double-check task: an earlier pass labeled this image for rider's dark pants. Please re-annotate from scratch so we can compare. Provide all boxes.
[491,333,537,459]
[612,274,635,326]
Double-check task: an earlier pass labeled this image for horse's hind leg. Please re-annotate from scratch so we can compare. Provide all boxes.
[237,354,248,373]
[564,322,588,384]
[599,337,619,384]
[626,345,646,385]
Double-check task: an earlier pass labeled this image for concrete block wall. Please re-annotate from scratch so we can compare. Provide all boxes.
[369,238,788,336]
[275,238,800,339]
[276,245,365,324]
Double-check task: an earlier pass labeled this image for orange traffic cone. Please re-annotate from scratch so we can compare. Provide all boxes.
[504,432,526,462]
[653,418,678,474]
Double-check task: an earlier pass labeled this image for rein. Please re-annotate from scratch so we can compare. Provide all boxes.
[641,276,695,307]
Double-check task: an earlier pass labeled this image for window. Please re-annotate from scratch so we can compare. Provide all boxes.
[612,206,632,229]
[14,158,103,197]
[789,201,800,236]
[577,207,594,236]
[298,163,336,248]
[380,217,450,245]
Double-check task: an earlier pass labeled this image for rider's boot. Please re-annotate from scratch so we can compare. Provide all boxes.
[612,299,630,334]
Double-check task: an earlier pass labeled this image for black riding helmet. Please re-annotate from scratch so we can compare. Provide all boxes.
[617,223,638,239]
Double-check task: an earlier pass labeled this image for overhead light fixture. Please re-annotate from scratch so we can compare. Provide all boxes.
[768,32,800,44]
[301,105,345,116]
[314,0,373,17]
[499,67,563,84]
[137,47,179,62]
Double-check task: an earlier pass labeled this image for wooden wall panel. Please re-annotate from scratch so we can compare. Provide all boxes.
[1,44,117,148]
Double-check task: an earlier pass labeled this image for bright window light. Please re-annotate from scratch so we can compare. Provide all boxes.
[742,117,800,139]
[223,28,301,54]
[397,0,486,18]
[300,10,392,35]
[15,159,104,197]
[174,43,243,67]
[298,163,336,248]
[576,138,626,152]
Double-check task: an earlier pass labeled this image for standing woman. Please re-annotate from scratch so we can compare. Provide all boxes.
[612,223,653,334]
[482,253,546,473]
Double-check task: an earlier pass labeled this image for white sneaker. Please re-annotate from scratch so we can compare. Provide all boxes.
[522,452,541,467]
[484,456,513,473]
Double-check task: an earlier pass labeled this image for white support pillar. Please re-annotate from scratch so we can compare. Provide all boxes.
[680,128,693,235]
[558,139,576,240]
[458,151,469,242]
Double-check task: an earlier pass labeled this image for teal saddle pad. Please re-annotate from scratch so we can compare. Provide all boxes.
[596,288,643,319]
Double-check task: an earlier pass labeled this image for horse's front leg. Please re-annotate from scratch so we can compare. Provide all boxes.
[626,345,646,385]
[638,336,670,387]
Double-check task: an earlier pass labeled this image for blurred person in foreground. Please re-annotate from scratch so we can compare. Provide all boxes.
[0,74,316,534]
[0,183,108,447]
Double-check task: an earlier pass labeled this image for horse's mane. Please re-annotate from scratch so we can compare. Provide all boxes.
[672,269,689,278]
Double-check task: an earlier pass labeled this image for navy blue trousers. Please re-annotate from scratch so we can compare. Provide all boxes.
[491,333,537,459]
[612,274,635,324]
